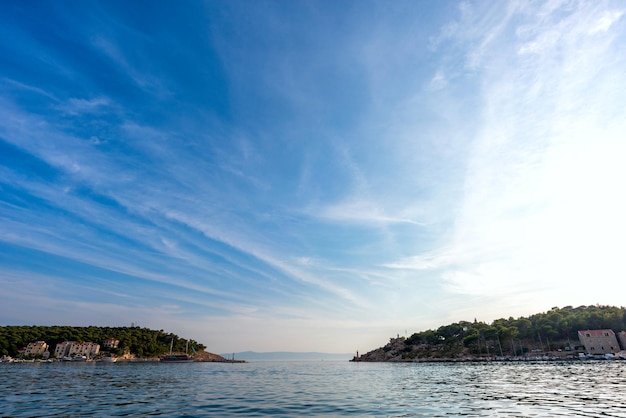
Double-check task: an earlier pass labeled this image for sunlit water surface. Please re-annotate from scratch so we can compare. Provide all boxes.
[1,360,625,416]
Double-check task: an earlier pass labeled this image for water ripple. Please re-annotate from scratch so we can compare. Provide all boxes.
[1,361,626,416]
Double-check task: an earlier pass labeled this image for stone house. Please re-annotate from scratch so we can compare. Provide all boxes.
[617,331,626,350]
[577,329,620,354]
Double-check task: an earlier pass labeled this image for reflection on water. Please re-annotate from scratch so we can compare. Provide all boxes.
[1,360,625,416]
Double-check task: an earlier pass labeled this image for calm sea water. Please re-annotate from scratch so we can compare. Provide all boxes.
[1,360,625,417]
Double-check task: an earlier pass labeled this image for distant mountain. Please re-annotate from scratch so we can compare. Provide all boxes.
[221,351,353,361]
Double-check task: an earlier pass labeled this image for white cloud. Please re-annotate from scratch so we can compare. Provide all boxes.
[314,198,425,226]
[3,0,626,353]
[59,96,111,115]
[385,0,626,310]
[429,70,448,90]
[92,36,171,96]
[588,9,624,34]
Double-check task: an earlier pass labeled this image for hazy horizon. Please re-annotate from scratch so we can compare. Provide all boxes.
[1,1,625,353]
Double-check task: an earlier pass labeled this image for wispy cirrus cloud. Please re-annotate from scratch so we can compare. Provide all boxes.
[384,0,626,314]
[311,198,426,227]
[91,36,171,97]
[1,92,365,320]
[58,96,112,115]
[2,1,625,353]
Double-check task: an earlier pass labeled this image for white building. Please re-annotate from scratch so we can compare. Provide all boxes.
[68,342,100,358]
[24,341,48,357]
[53,341,101,359]
[54,341,74,358]
[103,338,120,349]
[54,341,100,358]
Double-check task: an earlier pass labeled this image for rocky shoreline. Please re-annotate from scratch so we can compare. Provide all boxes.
[351,335,592,363]
[351,354,583,363]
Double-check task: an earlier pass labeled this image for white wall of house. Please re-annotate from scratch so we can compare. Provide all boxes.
[67,342,100,357]
[54,341,73,358]
[24,341,48,356]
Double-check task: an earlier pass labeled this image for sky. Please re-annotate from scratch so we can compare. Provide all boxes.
[1,0,625,354]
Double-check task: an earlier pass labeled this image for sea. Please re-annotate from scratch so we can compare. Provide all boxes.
[1,360,625,417]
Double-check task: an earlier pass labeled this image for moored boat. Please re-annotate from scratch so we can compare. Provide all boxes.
[160,353,194,363]
[160,338,194,363]
[62,355,88,362]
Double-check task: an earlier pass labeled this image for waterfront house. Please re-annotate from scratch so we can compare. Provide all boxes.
[578,329,620,354]
[68,342,100,358]
[617,331,626,350]
[54,341,74,358]
[53,341,100,359]
[103,338,120,349]
[24,341,48,357]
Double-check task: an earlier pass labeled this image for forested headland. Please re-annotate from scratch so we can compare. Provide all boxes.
[0,325,206,358]
[356,305,626,362]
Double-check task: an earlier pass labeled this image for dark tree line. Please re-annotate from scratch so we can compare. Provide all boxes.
[404,305,626,357]
[0,325,206,357]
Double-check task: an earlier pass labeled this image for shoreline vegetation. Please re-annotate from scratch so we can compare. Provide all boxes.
[4,305,625,364]
[0,325,245,363]
[353,305,626,363]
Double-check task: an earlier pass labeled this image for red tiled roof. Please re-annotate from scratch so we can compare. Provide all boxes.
[578,329,615,337]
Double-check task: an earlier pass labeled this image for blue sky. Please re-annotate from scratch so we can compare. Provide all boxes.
[1,0,625,353]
